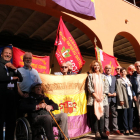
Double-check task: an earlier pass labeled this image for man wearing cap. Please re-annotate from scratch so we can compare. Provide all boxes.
[0,47,23,140]
[19,82,69,140]
[17,52,42,98]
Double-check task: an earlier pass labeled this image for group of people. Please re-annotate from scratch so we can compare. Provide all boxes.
[87,60,140,140]
[0,46,140,140]
[0,47,71,140]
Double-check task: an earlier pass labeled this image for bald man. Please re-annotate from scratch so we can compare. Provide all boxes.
[104,65,122,136]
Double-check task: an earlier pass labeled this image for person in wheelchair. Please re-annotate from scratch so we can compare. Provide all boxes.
[19,82,70,140]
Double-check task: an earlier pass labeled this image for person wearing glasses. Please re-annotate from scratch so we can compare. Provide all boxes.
[54,62,68,75]
[87,60,109,140]
[131,61,140,132]
[104,65,122,136]
[116,68,136,135]
[115,66,122,79]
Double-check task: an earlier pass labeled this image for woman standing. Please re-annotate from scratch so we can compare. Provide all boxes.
[116,68,136,135]
[87,60,109,140]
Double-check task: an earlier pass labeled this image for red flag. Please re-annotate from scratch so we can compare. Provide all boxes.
[95,46,119,75]
[54,16,85,73]
[12,47,50,74]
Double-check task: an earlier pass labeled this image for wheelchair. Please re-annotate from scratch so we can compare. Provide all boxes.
[14,117,61,140]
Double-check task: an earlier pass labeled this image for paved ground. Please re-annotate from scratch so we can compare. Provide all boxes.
[74,132,140,140]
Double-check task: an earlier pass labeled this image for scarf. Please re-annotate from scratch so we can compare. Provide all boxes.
[92,73,103,120]
[121,77,133,100]
[0,57,10,65]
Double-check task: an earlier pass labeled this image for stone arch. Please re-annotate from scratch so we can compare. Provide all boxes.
[114,31,140,61]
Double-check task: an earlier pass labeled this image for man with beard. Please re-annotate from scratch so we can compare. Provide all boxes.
[17,52,42,98]
[0,47,23,140]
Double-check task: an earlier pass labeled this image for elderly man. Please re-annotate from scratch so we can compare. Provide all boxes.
[19,82,69,140]
[0,47,23,140]
[115,66,122,79]
[131,61,140,131]
[18,52,42,98]
[127,64,136,80]
[104,65,122,136]
[66,61,76,75]
[54,62,68,75]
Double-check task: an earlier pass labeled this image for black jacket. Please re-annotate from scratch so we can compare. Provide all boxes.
[19,94,59,119]
[0,60,23,98]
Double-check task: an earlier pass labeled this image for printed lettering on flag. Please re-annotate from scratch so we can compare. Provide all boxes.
[39,73,90,138]
[55,16,85,73]
[12,47,50,74]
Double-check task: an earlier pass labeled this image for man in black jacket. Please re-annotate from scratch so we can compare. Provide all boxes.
[20,82,69,140]
[0,47,23,140]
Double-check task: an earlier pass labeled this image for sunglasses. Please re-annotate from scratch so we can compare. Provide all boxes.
[115,68,120,70]
[61,66,68,69]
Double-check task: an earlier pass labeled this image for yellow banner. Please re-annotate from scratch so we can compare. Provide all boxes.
[39,73,88,116]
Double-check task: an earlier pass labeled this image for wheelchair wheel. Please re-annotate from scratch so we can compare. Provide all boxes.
[15,117,32,140]
[32,126,48,140]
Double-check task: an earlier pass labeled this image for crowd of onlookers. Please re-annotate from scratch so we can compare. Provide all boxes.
[0,46,140,140]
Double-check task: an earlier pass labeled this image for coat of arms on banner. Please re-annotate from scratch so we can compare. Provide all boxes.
[59,97,77,114]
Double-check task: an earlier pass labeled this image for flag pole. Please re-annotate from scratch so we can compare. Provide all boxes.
[49,45,56,74]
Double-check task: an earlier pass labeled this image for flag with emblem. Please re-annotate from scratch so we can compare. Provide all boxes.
[54,16,85,73]
[39,73,90,139]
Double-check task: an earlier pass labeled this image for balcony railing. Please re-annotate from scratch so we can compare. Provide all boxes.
[124,0,140,8]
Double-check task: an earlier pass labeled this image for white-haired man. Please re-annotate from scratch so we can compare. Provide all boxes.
[18,52,42,98]
[66,61,76,75]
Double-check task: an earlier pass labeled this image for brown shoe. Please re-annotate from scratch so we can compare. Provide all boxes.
[113,130,123,135]
[95,132,101,140]
[106,131,110,136]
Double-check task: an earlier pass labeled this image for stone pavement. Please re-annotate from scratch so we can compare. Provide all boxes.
[75,132,140,140]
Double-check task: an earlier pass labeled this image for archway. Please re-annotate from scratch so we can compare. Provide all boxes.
[113,32,140,67]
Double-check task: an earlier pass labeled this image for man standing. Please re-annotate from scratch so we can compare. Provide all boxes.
[115,66,122,79]
[0,47,23,140]
[104,65,122,136]
[19,82,70,140]
[114,65,124,132]
[66,61,76,75]
[54,62,68,75]
[131,61,140,131]
[18,52,42,98]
